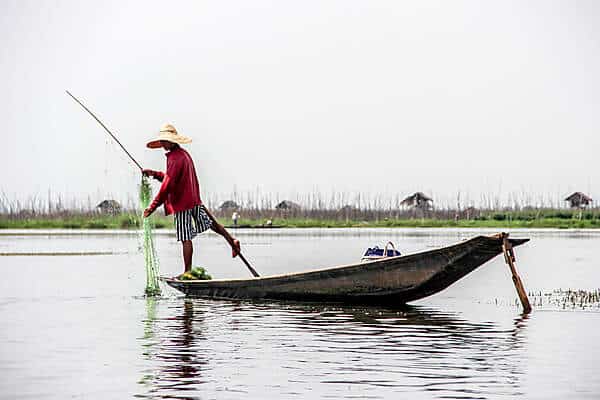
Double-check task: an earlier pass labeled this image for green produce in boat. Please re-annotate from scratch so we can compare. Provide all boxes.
[179,272,195,280]
[191,267,212,280]
[179,267,212,281]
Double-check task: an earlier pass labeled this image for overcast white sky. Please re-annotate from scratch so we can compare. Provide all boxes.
[1,0,598,208]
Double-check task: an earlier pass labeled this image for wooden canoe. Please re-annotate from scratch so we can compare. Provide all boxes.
[162,234,529,304]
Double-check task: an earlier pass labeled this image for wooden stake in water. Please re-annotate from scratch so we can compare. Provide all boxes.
[502,233,532,314]
[140,176,161,296]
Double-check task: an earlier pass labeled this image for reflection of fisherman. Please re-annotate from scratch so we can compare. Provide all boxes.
[150,299,204,389]
[142,124,241,274]
[232,211,240,227]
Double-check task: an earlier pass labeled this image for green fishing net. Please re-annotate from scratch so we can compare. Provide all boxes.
[140,176,161,296]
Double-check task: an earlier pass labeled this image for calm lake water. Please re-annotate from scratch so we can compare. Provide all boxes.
[1,228,599,399]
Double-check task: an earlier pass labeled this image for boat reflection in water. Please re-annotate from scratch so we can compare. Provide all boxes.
[136,298,528,399]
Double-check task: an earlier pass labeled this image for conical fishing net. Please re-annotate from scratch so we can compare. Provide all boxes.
[139,175,161,296]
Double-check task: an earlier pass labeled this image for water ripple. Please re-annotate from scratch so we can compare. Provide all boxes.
[135,298,530,399]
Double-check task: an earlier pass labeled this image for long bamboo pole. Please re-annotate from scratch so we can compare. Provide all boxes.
[65,90,143,171]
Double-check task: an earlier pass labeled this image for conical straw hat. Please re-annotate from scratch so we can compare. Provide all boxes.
[146,123,192,149]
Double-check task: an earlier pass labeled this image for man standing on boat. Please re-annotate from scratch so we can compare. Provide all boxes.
[142,123,241,274]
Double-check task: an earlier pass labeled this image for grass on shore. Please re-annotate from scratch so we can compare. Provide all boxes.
[0,213,598,229]
[0,213,171,230]
[229,217,598,229]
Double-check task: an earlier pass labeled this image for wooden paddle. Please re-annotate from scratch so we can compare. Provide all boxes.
[201,206,260,278]
[237,253,260,278]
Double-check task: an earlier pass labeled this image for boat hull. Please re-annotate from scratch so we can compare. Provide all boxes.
[162,235,529,304]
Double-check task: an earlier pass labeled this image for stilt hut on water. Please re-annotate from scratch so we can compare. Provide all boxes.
[400,192,433,210]
[565,192,592,209]
[219,200,239,211]
[275,200,301,210]
[97,200,121,214]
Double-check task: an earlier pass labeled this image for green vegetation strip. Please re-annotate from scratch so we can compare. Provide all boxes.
[0,213,172,229]
[226,217,600,229]
[0,216,599,229]
[1,208,599,230]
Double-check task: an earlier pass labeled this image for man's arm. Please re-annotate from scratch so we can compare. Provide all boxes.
[143,159,181,217]
[144,175,172,216]
[142,169,165,182]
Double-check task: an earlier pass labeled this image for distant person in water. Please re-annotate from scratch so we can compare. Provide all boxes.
[142,123,240,274]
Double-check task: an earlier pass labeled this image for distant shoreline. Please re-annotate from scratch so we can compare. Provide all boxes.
[0,213,598,230]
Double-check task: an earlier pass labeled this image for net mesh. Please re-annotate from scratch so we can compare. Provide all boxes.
[139,176,161,296]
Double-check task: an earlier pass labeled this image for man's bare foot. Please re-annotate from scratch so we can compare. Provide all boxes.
[231,239,241,258]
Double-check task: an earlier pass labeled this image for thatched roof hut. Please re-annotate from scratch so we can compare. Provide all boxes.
[275,200,301,210]
[219,200,239,210]
[400,192,433,210]
[97,199,121,214]
[565,192,592,209]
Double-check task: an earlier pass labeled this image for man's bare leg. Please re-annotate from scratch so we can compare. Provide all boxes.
[182,240,193,273]
[210,221,241,257]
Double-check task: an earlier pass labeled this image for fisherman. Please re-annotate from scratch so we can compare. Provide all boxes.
[142,123,240,274]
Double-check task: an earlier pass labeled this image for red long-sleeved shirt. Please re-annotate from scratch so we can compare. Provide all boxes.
[148,147,202,215]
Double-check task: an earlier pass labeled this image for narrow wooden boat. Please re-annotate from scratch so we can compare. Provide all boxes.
[162,234,529,304]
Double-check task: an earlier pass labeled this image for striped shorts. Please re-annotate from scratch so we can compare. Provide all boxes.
[174,205,213,241]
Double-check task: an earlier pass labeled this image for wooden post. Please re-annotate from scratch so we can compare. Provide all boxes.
[502,233,532,314]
